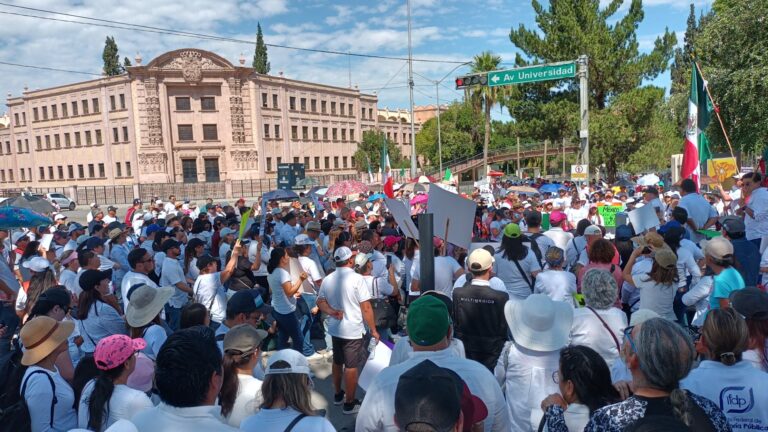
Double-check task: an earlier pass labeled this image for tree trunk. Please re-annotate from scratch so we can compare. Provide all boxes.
[483,96,491,175]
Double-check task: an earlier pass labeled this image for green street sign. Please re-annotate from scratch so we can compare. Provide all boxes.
[488,62,577,87]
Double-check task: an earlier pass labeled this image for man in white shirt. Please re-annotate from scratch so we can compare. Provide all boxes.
[565,198,589,228]
[121,248,158,309]
[356,295,511,431]
[276,212,301,247]
[678,178,718,243]
[737,172,768,249]
[409,243,464,297]
[543,211,573,250]
[63,224,85,253]
[159,239,190,330]
[102,206,119,225]
[317,247,378,414]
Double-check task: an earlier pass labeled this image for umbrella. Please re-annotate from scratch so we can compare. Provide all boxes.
[348,200,368,211]
[2,195,56,214]
[309,186,328,197]
[262,189,299,201]
[0,207,53,229]
[410,194,428,205]
[637,174,661,186]
[614,178,635,188]
[326,180,369,198]
[507,185,539,194]
[402,182,430,193]
[367,193,385,202]
[538,183,566,194]
[295,177,320,188]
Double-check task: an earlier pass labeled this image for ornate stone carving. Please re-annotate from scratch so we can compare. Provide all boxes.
[228,78,246,144]
[138,153,167,173]
[159,50,227,83]
[231,150,258,170]
[143,77,163,147]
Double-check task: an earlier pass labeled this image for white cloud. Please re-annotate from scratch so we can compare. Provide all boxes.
[325,5,353,26]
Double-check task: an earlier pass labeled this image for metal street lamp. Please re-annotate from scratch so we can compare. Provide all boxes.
[428,62,472,174]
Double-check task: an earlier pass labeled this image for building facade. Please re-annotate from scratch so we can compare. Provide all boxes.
[0,48,420,189]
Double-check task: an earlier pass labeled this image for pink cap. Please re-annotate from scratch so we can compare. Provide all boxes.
[549,211,566,224]
[94,335,146,371]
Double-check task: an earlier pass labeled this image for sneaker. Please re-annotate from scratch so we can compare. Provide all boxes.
[333,391,345,406]
[342,399,362,414]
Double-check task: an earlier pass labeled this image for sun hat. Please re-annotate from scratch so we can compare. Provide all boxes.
[108,228,123,240]
[467,248,494,272]
[631,232,665,249]
[294,234,314,246]
[126,284,175,327]
[20,316,75,366]
[12,232,28,244]
[94,334,146,371]
[223,324,268,355]
[354,220,368,231]
[265,348,311,376]
[79,269,111,292]
[334,246,354,262]
[503,223,521,238]
[22,256,51,273]
[504,294,573,352]
[730,287,768,320]
[701,236,734,261]
[354,253,373,270]
[407,295,451,347]
[583,225,602,236]
[394,360,463,432]
[653,248,678,269]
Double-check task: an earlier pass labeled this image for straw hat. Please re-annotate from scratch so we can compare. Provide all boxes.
[20,316,75,366]
[126,285,175,328]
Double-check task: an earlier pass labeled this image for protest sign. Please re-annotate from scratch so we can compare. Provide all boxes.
[628,203,659,234]
[238,209,252,239]
[385,198,419,240]
[427,185,476,249]
[289,257,315,294]
[358,342,393,391]
[597,205,623,227]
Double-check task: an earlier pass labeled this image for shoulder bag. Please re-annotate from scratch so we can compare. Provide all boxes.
[586,306,620,352]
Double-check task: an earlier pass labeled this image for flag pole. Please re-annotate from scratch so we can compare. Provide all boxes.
[692,59,735,160]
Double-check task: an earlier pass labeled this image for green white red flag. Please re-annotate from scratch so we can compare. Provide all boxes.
[681,63,713,186]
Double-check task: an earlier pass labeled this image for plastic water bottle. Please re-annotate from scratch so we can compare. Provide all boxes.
[368,337,378,359]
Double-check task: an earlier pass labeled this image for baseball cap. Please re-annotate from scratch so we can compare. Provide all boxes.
[702,237,734,261]
[94,334,146,371]
[584,225,602,236]
[720,216,746,235]
[35,288,71,313]
[67,223,85,235]
[653,248,678,269]
[394,360,462,432]
[12,232,28,243]
[145,224,162,236]
[220,227,235,237]
[503,223,521,238]
[730,287,768,320]
[467,248,494,272]
[161,239,181,252]
[407,295,450,347]
[294,234,314,246]
[84,236,105,250]
[252,293,272,315]
[133,198,142,205]
[334,246,354,262]
[305,221,321,232]
[79,269,111,292]
[644,187,659,196]
[383,236,402,248]
[107,206,118,212]
[223,324,267,355]
[226,290,259,317]
[615,225,634,241]
[549,210,566,224]
[22,256,51,273]
[354,253,373,270]
[657,220,683,235]
[354,220,368,231]
[265,348,311,377]
[54,213,67,221]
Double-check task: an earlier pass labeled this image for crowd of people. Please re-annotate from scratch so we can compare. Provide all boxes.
[0,171,767,431]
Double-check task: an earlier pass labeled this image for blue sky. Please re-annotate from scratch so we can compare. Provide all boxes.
[0,0,712,112]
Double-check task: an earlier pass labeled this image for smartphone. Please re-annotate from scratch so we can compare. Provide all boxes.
[386,255,392,269]
[642,246,652,255]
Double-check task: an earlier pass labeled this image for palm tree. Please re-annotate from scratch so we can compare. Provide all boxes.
[470,51,503,175]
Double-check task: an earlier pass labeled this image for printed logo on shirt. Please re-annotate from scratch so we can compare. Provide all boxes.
[720,386,754,414]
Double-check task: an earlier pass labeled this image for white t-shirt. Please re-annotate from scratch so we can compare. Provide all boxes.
[534,270,577,305]
[298,256,323,290]
[78,381,153,430]
[452,274,508,296]
[59,268,78,296]
[23,366,78,432]
[120,271,158,310]
[566,206,589,226]
[240,407,335,432]
[268,268,296,314]
[493,250,541,299]
[634,276,676,321]
[678,193,718,242]
[193,272,228,322]
[743,344,768,372]
[318,266,371,340]
[569,307,627,367]
[248,243,271,277]
[139,323,167,360]
[160,256,188,308]
[226,374,263,428]
[389,336,466,366]
[744,187,768,241]
[410,256,462,296]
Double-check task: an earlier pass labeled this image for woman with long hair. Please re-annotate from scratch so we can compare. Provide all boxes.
[126,284,174,361]
[240,349,335,432]
[662,225,702,326]
[27,287,78,383]
[220,324,267,427]
[623,245,679,321]
[17,256,58,320]
[183,238,206,281]
[494,223,542,300]
[588,205,602,226]
[731,288,768,372]
[57,250,80,294]
[107,228,130,295]
[76,269,126,354]
[77,334,152,431]
[267,248,311,356]
[18,240,42,282]
[540,345,621,432]
[577,238,623,294]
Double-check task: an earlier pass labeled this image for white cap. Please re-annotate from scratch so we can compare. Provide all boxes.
[22,256,51,273]
[354,253,372,269]
[584,225,602,236]
[155,200,163,205]
[334,246,354,262]
[265,349,311,377]
[294,234,314,246]
[54,213,67,221]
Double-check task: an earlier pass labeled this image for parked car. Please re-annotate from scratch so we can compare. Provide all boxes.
[45,193,76,211]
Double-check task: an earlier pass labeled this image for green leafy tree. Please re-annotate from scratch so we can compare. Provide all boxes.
[696,0,768,154]
[470,51,505,173]
[102,36,123,76]
[354,130,406,172]
[123,57,132,68]
[253,23,271,74]
[415,102,484,167]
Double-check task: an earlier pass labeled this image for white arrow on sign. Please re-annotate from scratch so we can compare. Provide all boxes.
[491,75,500,83]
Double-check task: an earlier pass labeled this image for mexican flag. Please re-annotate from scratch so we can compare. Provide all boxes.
[681,63,713,186]
[444,167,453,183]
[381,138,394,198]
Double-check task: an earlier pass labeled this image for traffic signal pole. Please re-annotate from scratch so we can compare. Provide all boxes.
[578,55,589,181]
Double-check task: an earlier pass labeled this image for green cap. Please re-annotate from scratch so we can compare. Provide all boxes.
[406,295,450,346]
[503,223,521,238]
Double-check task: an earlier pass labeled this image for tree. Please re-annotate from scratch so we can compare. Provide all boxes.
[102,36,123,76]
[416,102,484,167]
[470,51,504,174]
[354,130,406,172]
[696,0,768,155]
[668,4,699,133]
[123,57,132,68]
[253,23,270,74]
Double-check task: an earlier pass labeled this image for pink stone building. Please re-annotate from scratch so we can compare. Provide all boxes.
[0,48,420,190]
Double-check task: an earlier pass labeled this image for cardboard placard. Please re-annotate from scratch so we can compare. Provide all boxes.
[426,185,476,249]
[628,204,659,234]
[385,198,419,241]
[597,205,623,227]
[358,342,393,391]
[39,233,53,251]
[289,257,315,294]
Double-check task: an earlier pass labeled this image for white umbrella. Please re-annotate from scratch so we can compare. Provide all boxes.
[637,174,660,186]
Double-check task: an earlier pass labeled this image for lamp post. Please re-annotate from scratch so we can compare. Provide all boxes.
[429,62,472,174]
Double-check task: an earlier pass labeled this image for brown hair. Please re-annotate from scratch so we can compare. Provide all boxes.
[220,349,255,417]
[746,319,768,370]
[260,362,315,416]
[645,260,679,286]
[587,239,615,264]
[702,308,749,366]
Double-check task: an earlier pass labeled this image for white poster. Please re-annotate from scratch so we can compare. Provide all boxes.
[426,185,476,250]
[628,203,660,234]
[358,342,393,391]
[384,198,419,241]
[289,257,315,294]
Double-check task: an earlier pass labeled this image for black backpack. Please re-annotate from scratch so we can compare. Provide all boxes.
[0,343,58,432]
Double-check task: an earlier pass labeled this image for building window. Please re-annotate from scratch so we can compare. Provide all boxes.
[349,104,354,116]
[274,125,280,138]
[351,157,356,168]
[45,135,51,149]
[48,166,54,179]
[293,157,299,164]
[122,126,129,142]
[125,161,131,177]
[311,99,317,112]
[266,157,272,171]
[68,165,74,179]
[178,125,193,141]
[115,162,122,177]
[291,126,298,140]
[182,159,197,183]
[33,107,39,121]
[331,102,336,115]
[272,94,278,109]
[95,130,102,145]
[340,103,345,116]
[24,139,28,152]
[8,170,12,181]
[302,126,308,140]
[39,167,44,180]
[201,97,216,111]
[312,127,318,140]
[88,164,95,178]
[361,107,365,119]
[343,156,348,168]
[78,164,84,179]
[22,112,25,124]
[341,129,346,141]
[119,94,126,109]
[368,108,373,119]
[21,169,25,182]
[202,124,218,141]
[321,101,327,113]
[261,93,268,108]
[82,100,89,115]
[98,163,105,178]
[72,101,78,116]
[332,128,338,141]
[1,170,4,182]
[52,105,58,119]
[62,103,68,117]
[113,127,119,143]
[314,157,319,169]
[54,134,61,149]
[92,98,100,113]
[322,128,328,140]
[13,113,19,125]
[334,156,339,168]
[300,98,306,111]
[42,106,48,120]
[85,131,92,146]
[175,97,191,111]
[324,156,330,169]
[58,166,63,180]
[204,158,220,182]
[75,132,81,147]
[289,97,296,110]
[263,124,270,138]
[109,95,116,111]
[36,136,41,150]
[16,140,22,152]
[277,157,282,165]
[350,129,355,141]
[303,156,309,167]
[4,142,9,154]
